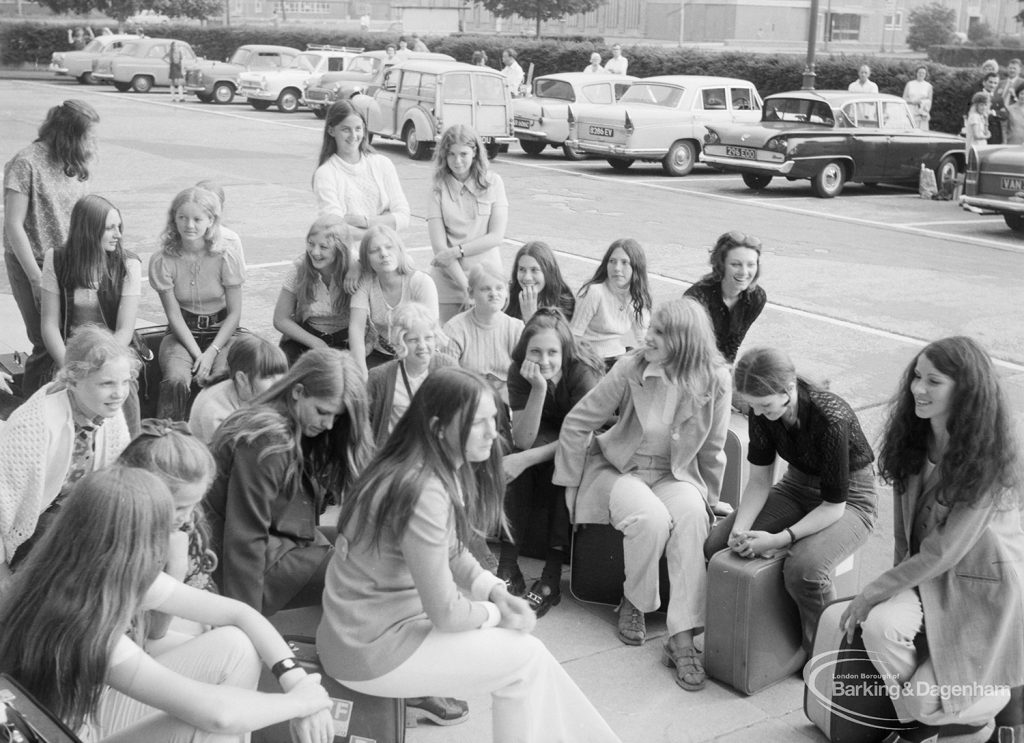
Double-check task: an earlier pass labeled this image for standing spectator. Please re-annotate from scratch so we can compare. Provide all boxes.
[360,13,370,31]
[4,100,99,396]
[840,338,1022,743]
[847,65,878,93]
[604,44,628,75]
[555,299,731,690]
[684,231,767,366]
[395,38,410,63]
[966,92,992,151]
[977,72,1003,144]
[410,33,429,52]
[471,50,488,67]
[903,66,933,130]
[313,100,410,256]
[501,48,525,97]
[427,124,509,321]
[149,187,245,421]
[384,44,397,63]
[583,52,604,73]
[998,58,1022,110]
[39,194,143,433]
[67,27,94,50]
[980,58,1000,78]
[165,41,185,103]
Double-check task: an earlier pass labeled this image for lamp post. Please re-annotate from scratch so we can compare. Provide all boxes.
[802,0,820,89]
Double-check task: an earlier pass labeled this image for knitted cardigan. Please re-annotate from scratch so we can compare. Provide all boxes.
[0,384,130,564]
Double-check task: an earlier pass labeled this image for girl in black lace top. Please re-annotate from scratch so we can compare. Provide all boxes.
[704,347,877,652]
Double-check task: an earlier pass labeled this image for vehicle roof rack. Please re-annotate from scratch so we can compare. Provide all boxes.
[306,44,364,53]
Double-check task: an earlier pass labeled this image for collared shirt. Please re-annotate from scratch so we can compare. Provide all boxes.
[847,79,878,93]
[604,56,628,75]
[503,61,524,94]
[684,277,766,363]
[634,362,677,459]
[747,379,875,503]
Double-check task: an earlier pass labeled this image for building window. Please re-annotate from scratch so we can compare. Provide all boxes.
[884,12,902,30]
[829,13,861,41]
[625,0,640,28]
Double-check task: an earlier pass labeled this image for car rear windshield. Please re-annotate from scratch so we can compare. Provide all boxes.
[763,98,835,125]
[534,79,575,102]
[347,56,378,74]
[119,42,141,56]
[618,83,683,108]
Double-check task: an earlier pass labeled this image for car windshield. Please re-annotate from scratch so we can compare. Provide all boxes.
[618,83,683,108]
[763,98,835,126]
[534,79,575,102]
[289,53,318,71]
[229,49,251,65]
[347,56,378,74]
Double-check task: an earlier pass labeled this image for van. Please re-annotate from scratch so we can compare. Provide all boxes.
[360,60,515,159]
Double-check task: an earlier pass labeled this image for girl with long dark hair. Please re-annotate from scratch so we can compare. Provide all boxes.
[505,240,575,323]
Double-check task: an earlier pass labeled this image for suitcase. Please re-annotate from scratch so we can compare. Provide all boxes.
[253,636,406,743]
[0,672,83,742]
[704,549,806,694]
[804,598,911,743]
[569,523,670,610]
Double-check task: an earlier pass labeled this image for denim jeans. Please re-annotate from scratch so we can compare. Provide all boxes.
[4,250,51,395]
[705,466,877,651]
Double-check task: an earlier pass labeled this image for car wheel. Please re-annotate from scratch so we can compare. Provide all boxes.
[934,155,960,192]
[662,140,696,176]
[742,173,772,190]
[196,92,214,103]
[277,88,300,113]
[313,107,326,119]
[485,142,501,160]
[249,100,272,111]
[404,124,431,160]
[520,140,546,156]
[1004,213,1024,232]
[562,142,587,161]
[212,82,234,105]
[77,71,95,85]
[113,81,132,92]
[811,160,846,198]
[131,75,153,93]
[606,157,634,171]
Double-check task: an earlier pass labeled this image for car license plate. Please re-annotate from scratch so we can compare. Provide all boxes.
[588,125,614,137]
[514,117,532,129]
[1001,176,1024,192]
[725,145,757,160]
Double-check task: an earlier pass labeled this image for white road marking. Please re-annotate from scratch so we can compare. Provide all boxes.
[897,218,1004,226]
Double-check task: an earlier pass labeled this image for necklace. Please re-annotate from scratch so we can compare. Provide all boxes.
[610,287,630,312]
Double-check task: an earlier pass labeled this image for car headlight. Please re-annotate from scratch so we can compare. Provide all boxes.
[766,138,787,153]
[704,130,720,145]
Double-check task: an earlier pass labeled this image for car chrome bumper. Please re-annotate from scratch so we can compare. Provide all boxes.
[92,72,114,81]
[961,195,1024,213]
[240,89,274,101]
[301,97,329,109]
[515,129,556,142]
[701,154,795,175]
[575,140,665,158]
[50,64,69,74]
[184,84,209,93]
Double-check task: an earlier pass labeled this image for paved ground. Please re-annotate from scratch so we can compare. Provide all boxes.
[1,76,1021,742]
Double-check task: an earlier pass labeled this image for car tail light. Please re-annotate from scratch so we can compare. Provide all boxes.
[567,106,575,125]
[966,147,978,173]
[704,130,720,145]
[539,105,546,125]
[624,111,634,135]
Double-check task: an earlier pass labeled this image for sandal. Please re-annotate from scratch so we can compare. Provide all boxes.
[661,642,706,691]
[405,697,469,727]
[617,598,646,646]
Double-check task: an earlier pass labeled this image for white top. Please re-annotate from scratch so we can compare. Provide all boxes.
[188,379,241,444]
[847,79,879,93]
[388,362,429,433]
[503,61,524,94]
[443,310,524,401]
[312,153,411,245]
[351,272,439,354]
[604,56,628,75]
[570,283,649,359]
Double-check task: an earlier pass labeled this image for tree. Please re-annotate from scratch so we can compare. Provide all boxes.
[905,2,956,51]
[34,0,220,22]
[476,0,608,37]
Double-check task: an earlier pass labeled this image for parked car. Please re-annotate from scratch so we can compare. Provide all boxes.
[238,45,361,113]
[962,145,1024,231]
[514,71,635,160]
[302,50,453,119]
[360,60,514,160]
[185,44,300,104]
[702,90,966,198]
[50,34,141,84]
[568,75,762,176]
[92,38,198,93]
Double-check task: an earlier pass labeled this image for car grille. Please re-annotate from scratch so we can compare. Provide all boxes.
[306,89,328,101]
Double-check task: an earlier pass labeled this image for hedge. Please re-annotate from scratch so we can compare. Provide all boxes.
[2,21,978,133]
[928,44,1024,66]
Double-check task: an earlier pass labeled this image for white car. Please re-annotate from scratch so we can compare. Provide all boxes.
[49,34,141,84]
[238,46,361,113]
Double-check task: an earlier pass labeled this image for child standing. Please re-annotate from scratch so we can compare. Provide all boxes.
[571,238,651,370]
[273,216,354,364]
[149,186,246,420]
[966,91,992,151]
[443,264,524,403]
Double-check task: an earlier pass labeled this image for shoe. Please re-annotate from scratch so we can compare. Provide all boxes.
[617,597,646,646]
[661,642,706,691]
[405,697,469,727]
[497,564,526,597]
[523,579,561,618]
